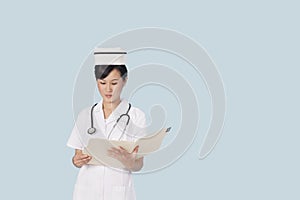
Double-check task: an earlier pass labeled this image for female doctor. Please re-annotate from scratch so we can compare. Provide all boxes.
[67,48,147,200]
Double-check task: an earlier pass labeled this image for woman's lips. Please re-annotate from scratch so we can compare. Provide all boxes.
[105,95,112,98]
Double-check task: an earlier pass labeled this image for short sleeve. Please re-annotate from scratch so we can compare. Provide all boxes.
[66,110,88,150]
[66,122,83,150]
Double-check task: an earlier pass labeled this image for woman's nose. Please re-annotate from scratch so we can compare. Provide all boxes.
[106,84,112,92]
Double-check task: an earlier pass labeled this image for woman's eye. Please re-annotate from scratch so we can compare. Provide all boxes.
[112,82,118,85]
[100,82,106,85]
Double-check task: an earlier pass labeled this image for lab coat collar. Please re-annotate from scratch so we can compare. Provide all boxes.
[94,99,129,124]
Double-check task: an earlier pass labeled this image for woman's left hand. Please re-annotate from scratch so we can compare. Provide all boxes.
[107,146,143,171]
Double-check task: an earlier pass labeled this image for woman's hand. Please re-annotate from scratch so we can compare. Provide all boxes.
[72,149,92,168]
[107,146,144,171]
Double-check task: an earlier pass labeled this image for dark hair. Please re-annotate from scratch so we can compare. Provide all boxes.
[94,65,128,80]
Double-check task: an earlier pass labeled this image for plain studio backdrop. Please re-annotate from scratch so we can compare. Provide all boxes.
[0,1,299,199]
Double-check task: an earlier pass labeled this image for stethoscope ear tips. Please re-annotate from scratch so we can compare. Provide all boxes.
[87,127,96,134]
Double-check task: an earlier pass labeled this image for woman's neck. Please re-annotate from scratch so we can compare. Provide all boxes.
[102,99,121,117]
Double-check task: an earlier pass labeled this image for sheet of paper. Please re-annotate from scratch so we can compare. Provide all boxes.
[83,127,171,168]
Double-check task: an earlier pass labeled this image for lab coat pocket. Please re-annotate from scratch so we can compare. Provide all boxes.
[111,186,126,200]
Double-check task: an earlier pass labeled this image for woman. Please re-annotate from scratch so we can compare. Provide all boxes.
[67,48,146,200]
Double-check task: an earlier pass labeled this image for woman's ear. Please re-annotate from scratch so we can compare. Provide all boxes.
[123,77,128,85]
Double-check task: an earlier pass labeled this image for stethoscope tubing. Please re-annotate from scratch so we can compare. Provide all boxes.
[87,103,98,134]
[87,103,131,140]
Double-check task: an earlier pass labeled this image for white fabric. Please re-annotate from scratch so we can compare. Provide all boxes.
[67,99,146,200]
[94,47,126,65]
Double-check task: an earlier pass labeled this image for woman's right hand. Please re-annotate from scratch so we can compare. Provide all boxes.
[72,149,92,168]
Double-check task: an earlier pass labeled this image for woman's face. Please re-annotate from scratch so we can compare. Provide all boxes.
[97,69,127,104]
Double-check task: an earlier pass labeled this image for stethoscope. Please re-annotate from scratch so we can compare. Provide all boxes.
[87,103,131,140]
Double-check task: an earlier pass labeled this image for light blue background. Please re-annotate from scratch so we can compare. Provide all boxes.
[0,0,299,199]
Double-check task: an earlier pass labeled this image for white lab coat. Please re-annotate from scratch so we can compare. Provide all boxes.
[67,99,146,200]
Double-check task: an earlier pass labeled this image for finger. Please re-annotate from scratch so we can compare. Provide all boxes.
[107,149,114,155]
[107,150,118,159]
[77,158,89,165]
[107,149,118,155]
[133,145,139,153]
[78,157,92,165]
[82,156,92,161]
[118,146,129,154]
[75,156,88,163]
[110,148,122,154]
[76,155,91,163]
[110,147,120,151]
[82,158,91,164]
[119,146,127,151]
[74,159,84,166]
[80,154,90,159]
[109,147,117,153]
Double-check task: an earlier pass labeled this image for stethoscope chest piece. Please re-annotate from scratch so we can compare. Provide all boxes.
[87,127,96,134]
